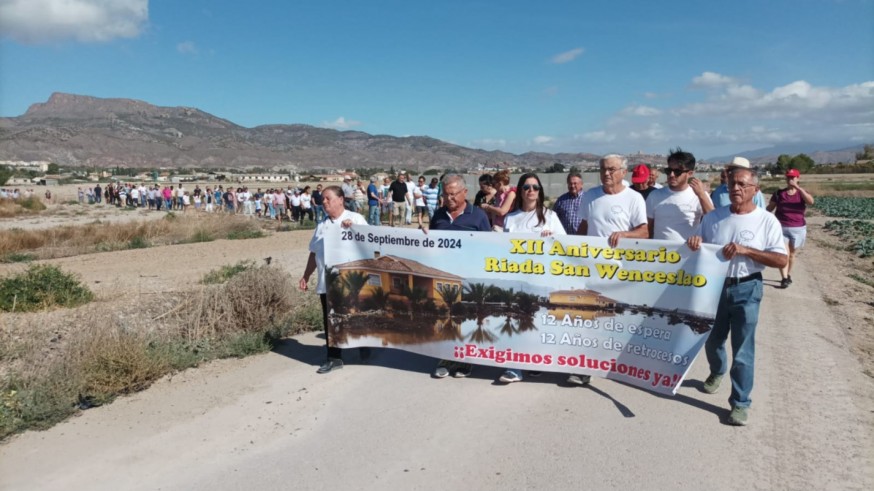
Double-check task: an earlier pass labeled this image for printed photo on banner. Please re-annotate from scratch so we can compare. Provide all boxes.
[325,226,729,395]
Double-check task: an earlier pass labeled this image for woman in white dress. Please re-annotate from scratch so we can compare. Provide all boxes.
[499,173,566,384]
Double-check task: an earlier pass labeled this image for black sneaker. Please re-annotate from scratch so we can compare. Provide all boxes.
[780,278,790,289]
[786,275,793,285]
[317,358,344,374]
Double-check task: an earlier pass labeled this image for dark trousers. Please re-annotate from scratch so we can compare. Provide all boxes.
[320,294,342,359]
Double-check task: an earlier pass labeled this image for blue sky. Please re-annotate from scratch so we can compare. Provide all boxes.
[1,0,872,158]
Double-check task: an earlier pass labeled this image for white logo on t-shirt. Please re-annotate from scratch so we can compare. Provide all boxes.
[739,230,755,241]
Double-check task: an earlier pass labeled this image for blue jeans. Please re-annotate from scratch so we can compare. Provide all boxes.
[314,205,325,222]
[369,205,380,225]
[705,278,763,409]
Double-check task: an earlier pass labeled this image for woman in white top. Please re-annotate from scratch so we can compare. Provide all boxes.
[503,173,566,236]
[499,173,566,384]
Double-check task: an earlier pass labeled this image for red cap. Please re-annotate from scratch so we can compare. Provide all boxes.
[631,164,650,184]
[785,168,800,178]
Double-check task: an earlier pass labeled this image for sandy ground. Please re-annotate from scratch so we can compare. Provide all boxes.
[0,195,872,490]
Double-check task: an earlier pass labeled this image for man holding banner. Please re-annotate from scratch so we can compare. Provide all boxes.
[574,154,649,385]
[687,164,787,426]
[428,174,491,378]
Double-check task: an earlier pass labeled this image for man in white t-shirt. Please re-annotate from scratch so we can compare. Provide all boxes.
[577,154,648,248]
[404,172,417,225]
[687,165,787,426]
[572,154,647,386]
[646,148,714,241]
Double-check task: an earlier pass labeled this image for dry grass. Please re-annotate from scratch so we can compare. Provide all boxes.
[0,197,46,218]
[0,214,267,259]
[0,265,322,440]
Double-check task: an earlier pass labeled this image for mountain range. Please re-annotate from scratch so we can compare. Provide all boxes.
[0,93,599,171]
[0,93,864,170]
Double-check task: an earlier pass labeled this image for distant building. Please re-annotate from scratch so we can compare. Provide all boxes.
[549,289,618,309]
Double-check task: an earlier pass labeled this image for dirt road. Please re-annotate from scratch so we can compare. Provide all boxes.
[1,230,872,490]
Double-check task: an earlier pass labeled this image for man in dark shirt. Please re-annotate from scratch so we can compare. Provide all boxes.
[388,173,410,227]
[428,174,490,377]
[312,184,325,222]
[429,175,491,232]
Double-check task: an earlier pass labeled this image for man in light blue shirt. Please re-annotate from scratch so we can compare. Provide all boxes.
[711,157,766,208]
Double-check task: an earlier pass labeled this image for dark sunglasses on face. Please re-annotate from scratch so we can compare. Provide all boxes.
[664,168,688,177]
[522,184,541,191]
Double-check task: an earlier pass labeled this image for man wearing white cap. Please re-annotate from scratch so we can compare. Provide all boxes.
[711,157,766,209]
[687,165,787,426]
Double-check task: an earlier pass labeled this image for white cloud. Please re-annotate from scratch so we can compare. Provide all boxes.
[0,0,148,44]
[691,71,737,88]
[472,138,507,149]
[322,117,362,130]
[177,41,198,55]
[549,47,584,64]
[572,75,874,155]
[533,135,555,145]
[620,105,661,116]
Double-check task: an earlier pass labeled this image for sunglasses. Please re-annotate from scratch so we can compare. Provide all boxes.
[664,168,688,177]
[521,184,541,191]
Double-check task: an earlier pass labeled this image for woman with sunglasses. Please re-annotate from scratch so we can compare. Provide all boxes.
[498,173,566,384]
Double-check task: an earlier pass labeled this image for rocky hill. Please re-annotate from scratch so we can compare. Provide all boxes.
[0,93,599,171]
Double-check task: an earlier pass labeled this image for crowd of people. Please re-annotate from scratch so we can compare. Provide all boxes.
[73,182,327,223]
[0,188,37,201]
[302,150,812,427]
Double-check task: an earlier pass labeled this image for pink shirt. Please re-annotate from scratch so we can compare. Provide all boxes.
[771,188,806,227]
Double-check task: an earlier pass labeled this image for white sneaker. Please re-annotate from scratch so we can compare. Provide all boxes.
[499,369,523,383]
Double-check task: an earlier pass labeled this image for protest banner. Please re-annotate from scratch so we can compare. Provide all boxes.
[324,226,729,395]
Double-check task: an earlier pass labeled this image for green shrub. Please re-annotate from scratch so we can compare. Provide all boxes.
[1,253,36,263]
[226,229,265,240]
[18,197,46,212]
[128,236,149,249]
[189,229,215,243]
[0,264,94,312]
[201,260,256,284]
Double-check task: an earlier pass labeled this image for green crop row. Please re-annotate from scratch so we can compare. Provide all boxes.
[824,220,874,258]
[814,197,874,220]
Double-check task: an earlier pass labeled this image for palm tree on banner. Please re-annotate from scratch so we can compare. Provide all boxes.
[324,267,346,313]
[401,283,428,312]
[341,271,369,311]
[463,282,493,309]
[436,283,461,312]
[368,286,390,311]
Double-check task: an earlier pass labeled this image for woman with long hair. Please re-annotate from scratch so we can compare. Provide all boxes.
[503,173,566,236]
[480,170,516,232]
[498,173,566,384]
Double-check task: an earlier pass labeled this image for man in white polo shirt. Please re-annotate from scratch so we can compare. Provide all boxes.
[646,147,714,241]
[687,163,787,426]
